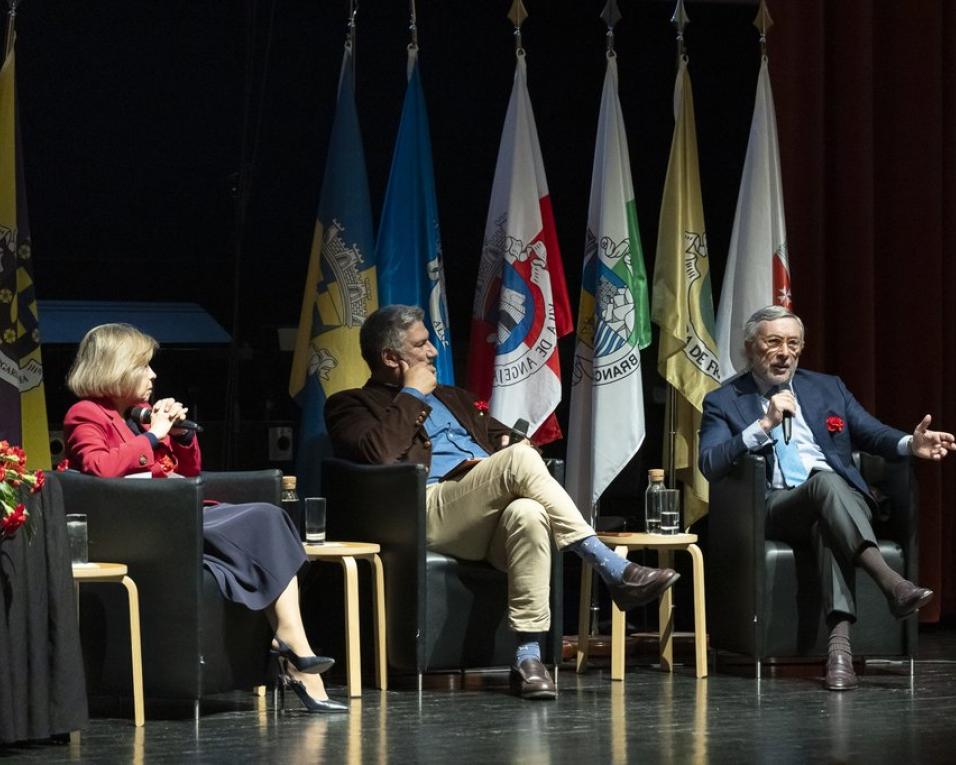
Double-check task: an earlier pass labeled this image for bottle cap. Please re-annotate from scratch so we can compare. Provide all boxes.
[281,475,297,490]
[648,469,665,481]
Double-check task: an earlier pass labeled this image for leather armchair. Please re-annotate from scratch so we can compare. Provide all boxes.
[320,457,564,678]
[706,453,918,670]
[49,469,282,709]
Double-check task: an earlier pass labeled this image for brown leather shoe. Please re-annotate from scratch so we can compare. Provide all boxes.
[510,657,557,700]
[824,653,858,691]
[888,580,934,619]
[605,563,680,612]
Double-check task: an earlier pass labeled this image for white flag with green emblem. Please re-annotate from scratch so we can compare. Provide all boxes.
[566,56,651,515]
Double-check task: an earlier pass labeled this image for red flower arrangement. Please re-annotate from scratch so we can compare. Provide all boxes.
[473,399,489,416]
[826,416,845,433]
[1,441,45,541]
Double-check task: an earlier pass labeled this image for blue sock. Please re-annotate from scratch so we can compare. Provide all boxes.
[569,535,630,584]
[515,634,541,665]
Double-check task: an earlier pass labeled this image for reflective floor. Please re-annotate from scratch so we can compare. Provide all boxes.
[5,628,955,764]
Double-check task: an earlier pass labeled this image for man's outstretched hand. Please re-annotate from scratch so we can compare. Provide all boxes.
[911,415,956,461]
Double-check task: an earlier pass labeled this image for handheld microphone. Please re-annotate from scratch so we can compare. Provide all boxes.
[510,418,530,444]
[130,405,204,433]
[779,383,793,445]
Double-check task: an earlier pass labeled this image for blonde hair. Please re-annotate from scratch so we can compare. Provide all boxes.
[67,323,158,400]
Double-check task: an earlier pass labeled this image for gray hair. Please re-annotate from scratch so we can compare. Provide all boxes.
[743,305,805,344]
[360,305,425,369]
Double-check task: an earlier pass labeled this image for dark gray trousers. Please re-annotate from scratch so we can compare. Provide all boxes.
[765,471,877,621]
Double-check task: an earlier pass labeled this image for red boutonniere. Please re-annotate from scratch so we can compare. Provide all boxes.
[826,416,845,433]
[473,400,489,416]
[157,454,176,474]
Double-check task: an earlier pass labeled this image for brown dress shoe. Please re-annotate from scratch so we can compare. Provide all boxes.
[888,580,934,619]
[605,563,680,612]
[824,653,858,691]
[510,657,557,700]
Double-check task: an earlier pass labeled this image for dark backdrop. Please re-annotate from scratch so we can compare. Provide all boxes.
[7,1,953,621]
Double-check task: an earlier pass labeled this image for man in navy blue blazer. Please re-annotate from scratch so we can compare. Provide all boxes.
[700,305,955,691]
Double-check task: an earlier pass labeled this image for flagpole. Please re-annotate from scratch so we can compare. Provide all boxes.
[4,1,20,59]
[406,0,418,79]
[508,0,527,57]
[662,0,691,491]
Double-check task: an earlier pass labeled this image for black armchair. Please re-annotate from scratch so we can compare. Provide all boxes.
[320,457,564,679]
[706,454,918,672]
[49,469,282,712]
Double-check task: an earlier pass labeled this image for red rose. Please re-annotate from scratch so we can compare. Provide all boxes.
[31,469,45,493]
[56,459,70,472]
[157,454,176,474]
[474,400,489,416]
[826,416,845,433]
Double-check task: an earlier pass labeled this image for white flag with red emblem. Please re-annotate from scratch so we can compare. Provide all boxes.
[466,53,572,443]
[715,57,792,380]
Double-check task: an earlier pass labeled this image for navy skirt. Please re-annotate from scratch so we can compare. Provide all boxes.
[201,502,307,611]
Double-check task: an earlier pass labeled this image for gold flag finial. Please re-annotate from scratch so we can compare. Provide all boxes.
[753,0,773,57]
[508,0,528,54]
[671,0,690,58]
[601,0,622,56]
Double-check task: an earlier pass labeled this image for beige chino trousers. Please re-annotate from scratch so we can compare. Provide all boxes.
[425,441,594,632]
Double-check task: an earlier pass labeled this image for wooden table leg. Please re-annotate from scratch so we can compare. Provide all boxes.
[576,563,594,673]
[658,549,674,673]
[369,553,388,691]
[121,575,145,727]
[688,544,708,679]
[340,556,362,698]
[610,545,629,681]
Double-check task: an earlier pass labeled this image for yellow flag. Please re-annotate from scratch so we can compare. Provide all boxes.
[0,40,51,469]
[651,60,720,525]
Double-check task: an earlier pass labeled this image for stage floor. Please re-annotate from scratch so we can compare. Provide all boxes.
[7,627,955,763]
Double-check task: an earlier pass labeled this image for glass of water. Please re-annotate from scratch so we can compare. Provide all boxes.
[659,490,682,535]
[66,514,88,565]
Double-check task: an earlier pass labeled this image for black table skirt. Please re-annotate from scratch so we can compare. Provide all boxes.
[0,477,87,743]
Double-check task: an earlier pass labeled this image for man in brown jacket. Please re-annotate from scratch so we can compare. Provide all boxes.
[326,305,679,699]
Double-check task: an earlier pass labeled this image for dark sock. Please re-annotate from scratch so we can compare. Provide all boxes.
[827,617,852,657]
[568,535,630,584]
[856,544,905,596]
[515,633,541,666]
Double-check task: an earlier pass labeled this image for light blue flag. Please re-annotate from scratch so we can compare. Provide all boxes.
[375,49,453,384]
[290,45,377,498]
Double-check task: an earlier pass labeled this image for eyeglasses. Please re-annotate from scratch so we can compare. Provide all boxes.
[759,336,804,353]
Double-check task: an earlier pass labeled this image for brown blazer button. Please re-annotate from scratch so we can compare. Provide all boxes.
[423,440,432,449]
[139,454,148,466]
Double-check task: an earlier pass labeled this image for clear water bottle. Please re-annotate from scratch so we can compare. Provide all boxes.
[645,469,665,534]
[280,475,304,541]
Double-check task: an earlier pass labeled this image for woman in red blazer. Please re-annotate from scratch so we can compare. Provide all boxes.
[63,323,346,713]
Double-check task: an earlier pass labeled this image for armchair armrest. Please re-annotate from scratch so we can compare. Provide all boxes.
[48,470,207,697]
[201,469,282,506]
[707,454,767,656]
[322,458,429,673]
[858,453,918,581]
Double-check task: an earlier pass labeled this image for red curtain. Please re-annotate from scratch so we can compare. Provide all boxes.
[770,1,956,621]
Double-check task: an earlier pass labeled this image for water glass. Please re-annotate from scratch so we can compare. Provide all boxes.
[659,489,682,535]
[304,497,326,544]
[66,514,89,565]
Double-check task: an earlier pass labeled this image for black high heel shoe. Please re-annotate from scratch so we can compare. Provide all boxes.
[278,666,349,714]
[271,638,335,674]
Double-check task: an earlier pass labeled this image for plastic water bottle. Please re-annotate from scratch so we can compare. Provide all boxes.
[645,469,665,534]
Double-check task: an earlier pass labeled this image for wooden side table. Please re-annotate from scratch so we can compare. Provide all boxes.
[576,532,708,681]
[73,562,144,726]
[303,541,387,698]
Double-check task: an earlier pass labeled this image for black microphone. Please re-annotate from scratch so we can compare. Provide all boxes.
[778,383,793,445]
[129,406,204,433]
[510,418,530,443]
